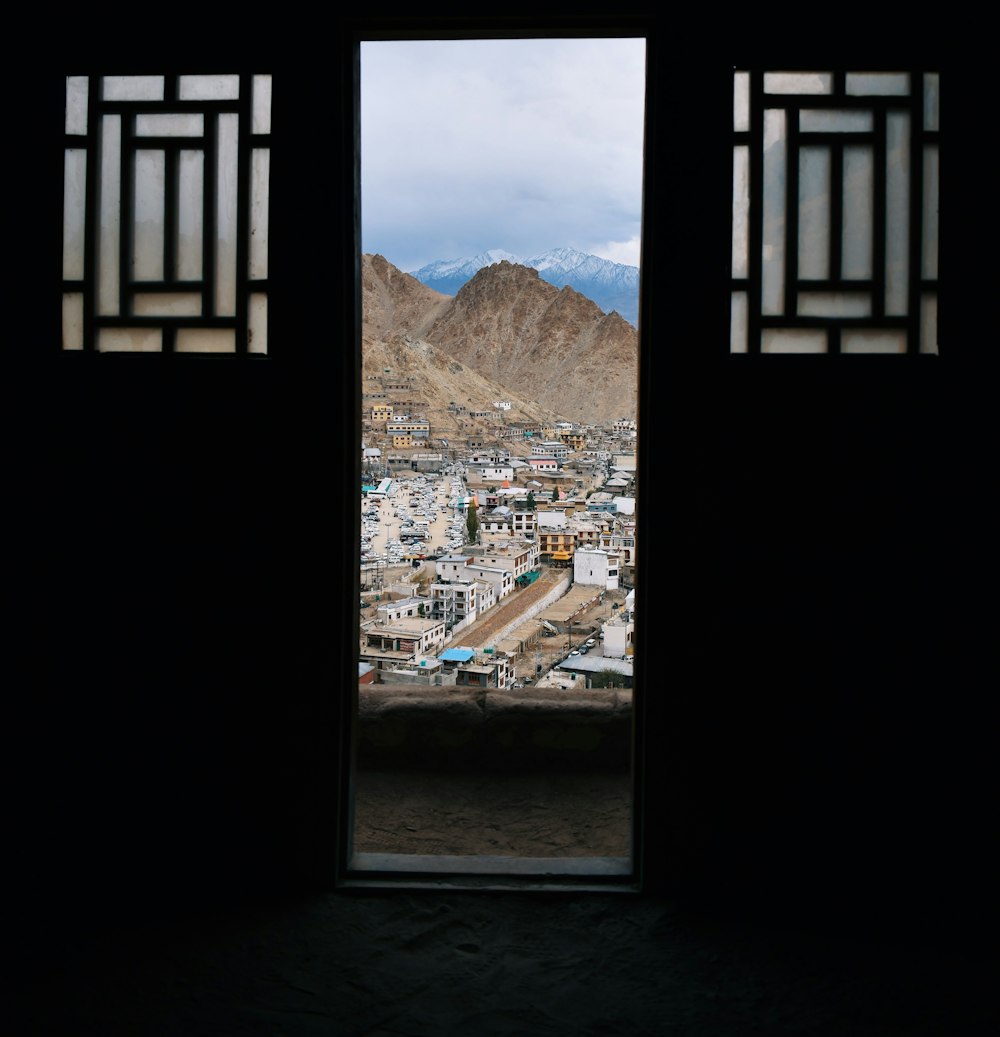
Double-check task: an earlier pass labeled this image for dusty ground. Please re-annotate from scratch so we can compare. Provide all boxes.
[353,768,632,858]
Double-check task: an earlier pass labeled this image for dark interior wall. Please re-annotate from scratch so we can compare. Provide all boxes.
[12,21,994,942]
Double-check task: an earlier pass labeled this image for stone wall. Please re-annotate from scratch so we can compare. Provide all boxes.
[357,683,632,771]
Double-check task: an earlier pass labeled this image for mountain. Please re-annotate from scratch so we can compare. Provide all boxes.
[410,247,640,328]
[363,254,637,428]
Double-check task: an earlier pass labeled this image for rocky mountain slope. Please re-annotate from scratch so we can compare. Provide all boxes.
[363,255,638,427]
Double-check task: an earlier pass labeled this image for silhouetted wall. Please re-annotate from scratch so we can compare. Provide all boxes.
[11,22,994,946]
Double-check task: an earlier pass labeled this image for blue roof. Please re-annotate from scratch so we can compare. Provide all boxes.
[439,648,476,662]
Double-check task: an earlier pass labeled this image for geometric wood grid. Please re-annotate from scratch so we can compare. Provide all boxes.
[62,74,270,353]
[731,70,939,354]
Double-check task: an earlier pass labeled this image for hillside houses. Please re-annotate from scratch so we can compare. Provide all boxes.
[357,413,639,687]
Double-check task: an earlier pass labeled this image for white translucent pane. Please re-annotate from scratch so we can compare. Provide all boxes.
[133,292,202,316]
[65,76,88,135]
[730,292,748,353]
[762,329,827,353]
[842,331,907,353]
[798,147,830,280]
[178,74,240,100]
[133,150,165,281]
[921,293,938,355]
[135,113,205,137]
[733,72,749,132]
[764,72,831,94]
[762,109,786,315]
[799,109,873,133]
[253,75,272,134]
[62,294,84,350]
[63,150,87,280]
[732,145,749,278]
[98,115,121,317]
[99,328,162,352]
[846,73,909,96]
[799,292,871,317]
[842,146,874,279]
[177,150,204,281]
[215,114,239,316]
[176,329,236,353]
[924,73,940,132]
[102,76,164,101]
[885,112,910,316]
[923,145,939,280]
[250,148,270,280]
[249,294,268,354]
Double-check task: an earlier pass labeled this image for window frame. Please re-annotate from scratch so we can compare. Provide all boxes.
[336,19,655,892]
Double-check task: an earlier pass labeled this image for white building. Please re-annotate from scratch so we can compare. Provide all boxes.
[360,617,447,669]
[430,580,482,630]
[573,547,621,590]
[462,562,514,601]
[477,465,514,482]
[601,616,635,659]
[601,587,635,659]
[375,596,428,624]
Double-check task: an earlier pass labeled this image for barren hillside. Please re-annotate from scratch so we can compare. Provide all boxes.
[362,255,638,427]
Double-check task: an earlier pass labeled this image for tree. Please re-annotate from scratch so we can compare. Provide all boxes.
[526,490,536,511]
[591,668,622,689]
[466,498,479,543]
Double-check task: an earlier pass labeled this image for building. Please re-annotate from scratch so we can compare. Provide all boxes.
[599,527,637,568]
[601,613,635,660]
[573,547,620,590]
[360,617,447,670]
[455,652,512,689]
[429,580,483,631]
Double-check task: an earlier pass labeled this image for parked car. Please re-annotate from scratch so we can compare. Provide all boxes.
[569,650,581,657]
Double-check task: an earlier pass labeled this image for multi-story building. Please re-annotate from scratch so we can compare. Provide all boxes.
[538,529,575,563]
[573,547,621,590]
[462,561,514,601]
[557,429,588,451]
[429,580,482,631]
[599,526,636,565]
[468,541,539,580]
[531,441,569,460]
[387,416,430,438]
[455,653,512,690]
[512,510,537,538]
[360,617,447,670]
[574,522,603,548]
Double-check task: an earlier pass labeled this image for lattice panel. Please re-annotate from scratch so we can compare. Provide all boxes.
[731,71,939,354]
[62,74,271,353]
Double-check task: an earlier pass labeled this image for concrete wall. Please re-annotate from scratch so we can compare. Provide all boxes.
[357,684,632,771]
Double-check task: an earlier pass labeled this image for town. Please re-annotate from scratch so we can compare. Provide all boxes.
[359,390,637,693]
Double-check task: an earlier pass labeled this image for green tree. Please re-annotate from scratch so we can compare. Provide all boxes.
[526,490,536,511]
[466,498,479,543]
[591,668,622,689]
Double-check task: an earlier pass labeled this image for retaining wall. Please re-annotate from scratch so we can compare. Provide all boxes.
[357,682,632,772]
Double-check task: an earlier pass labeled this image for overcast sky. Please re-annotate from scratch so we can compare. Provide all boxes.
[360,37,646,273]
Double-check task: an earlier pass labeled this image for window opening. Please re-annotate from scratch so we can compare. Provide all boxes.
[731,69,939,354]
[348,36,645,885]
[62,73,270,353]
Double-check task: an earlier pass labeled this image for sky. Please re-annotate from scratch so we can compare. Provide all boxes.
[360,37,646,274]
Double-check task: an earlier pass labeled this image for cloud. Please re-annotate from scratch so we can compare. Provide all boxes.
[361,38,646,272]
[590,236,642,267]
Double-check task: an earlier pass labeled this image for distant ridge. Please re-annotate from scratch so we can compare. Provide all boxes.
[409,247,639,328]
